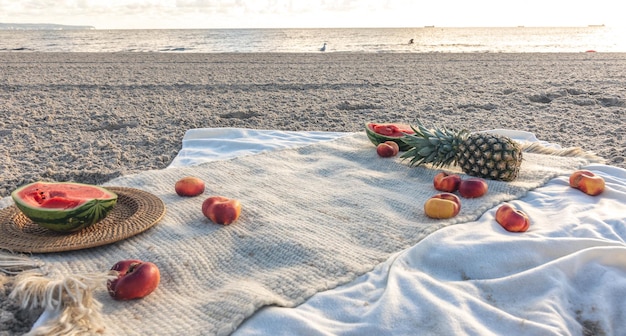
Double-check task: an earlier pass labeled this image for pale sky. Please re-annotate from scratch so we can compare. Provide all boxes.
[0,0,621,30]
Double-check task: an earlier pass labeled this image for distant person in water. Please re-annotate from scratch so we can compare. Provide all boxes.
[320,43,327,52]
[408,39,414,44]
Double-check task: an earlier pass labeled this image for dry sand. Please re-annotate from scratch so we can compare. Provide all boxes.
[1,52,625,334]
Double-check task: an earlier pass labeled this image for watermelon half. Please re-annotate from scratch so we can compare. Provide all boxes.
[365,122,415,151]
[11,181,118,233]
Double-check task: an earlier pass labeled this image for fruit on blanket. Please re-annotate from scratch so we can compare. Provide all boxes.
[175,176,205,197]
[400,120,523,181]
[10,181,118,232]
[424,193,461,219]
[107,259,160,300]
[495,203,530,232]
[458,177,488,198]
[376,141,399,157]
[202,196,242,225]
[365,122,415,151]
[433,171,462,192]
[569,170,605,196]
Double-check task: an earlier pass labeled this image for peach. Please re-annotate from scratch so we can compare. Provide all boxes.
[433,171,462,193]
[458,177,488,198]
[424,193,461,219]
[569,170,605,196]
[384,141,399,154]
[107,260,160,301]
[376,141,399,157]
[495,203,530,232]
[175,176,205,197]
[202,196,242,225]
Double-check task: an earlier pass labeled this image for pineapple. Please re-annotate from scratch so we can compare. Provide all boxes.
[400,121,523,181]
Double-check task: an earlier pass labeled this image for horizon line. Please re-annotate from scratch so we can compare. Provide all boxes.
[0,23,611,31]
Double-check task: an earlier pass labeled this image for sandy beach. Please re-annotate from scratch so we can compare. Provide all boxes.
[2,52,626,199]
[1,53,625,200]
[1,52,625,334]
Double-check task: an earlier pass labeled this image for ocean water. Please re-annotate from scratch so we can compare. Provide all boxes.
[1,26,624,53]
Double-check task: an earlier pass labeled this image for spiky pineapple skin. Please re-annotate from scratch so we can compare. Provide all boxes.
[456,133,523,182]
[400,121,523,182]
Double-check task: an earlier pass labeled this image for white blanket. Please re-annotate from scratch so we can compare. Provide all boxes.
[24,128,625,335]
[176,128,625,336]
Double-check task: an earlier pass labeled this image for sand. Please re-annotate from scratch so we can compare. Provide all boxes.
[0,52,625,334]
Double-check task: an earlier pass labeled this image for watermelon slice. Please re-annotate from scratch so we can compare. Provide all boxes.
[11,182,118,233]
[365,122,415,151]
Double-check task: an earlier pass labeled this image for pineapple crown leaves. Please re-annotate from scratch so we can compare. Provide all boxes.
[400,120,469,168]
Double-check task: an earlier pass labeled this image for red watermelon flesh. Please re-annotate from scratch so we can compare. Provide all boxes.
[365,122,415,151]
[371,124,414,137]
[38,196,83,209]
[17,183,109,209]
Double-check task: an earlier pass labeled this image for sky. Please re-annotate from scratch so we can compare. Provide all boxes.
[0,0,621,30]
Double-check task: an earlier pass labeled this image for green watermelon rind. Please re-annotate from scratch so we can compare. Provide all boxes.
[11,182,118,233]
[365,122,413,151]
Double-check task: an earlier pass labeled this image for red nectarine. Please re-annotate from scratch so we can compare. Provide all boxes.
[107,259,160,300]
[202,196,242,225]
[424,193,461,219]
[569,170,605,196]
[175,176,205,197]
[376,141,399,157]
[458,177,488,198]
[433,172,462,193]
[495,203,530,232]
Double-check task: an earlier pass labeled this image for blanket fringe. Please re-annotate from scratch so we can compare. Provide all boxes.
[10,270,116,336]
[0,251,43,274]
[520,142,606,165]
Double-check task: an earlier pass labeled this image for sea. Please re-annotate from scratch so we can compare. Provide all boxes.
[1,26,625,53]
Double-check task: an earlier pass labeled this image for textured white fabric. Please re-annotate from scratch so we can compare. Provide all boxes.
[13,131,594,335]
[237,163,626,336]
[168,128,349,168]
[166,128,560,169]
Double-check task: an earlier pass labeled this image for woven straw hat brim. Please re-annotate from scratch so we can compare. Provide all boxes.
[0,187,165,253]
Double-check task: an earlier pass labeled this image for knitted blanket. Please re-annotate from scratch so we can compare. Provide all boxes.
[3,132,598,335]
